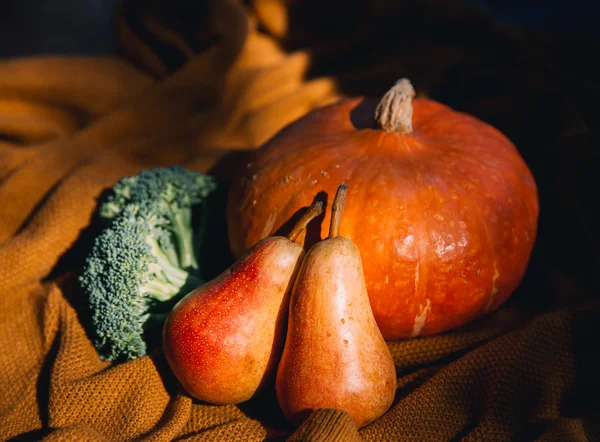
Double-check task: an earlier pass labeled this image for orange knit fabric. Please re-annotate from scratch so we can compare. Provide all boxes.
[1,1,598,440]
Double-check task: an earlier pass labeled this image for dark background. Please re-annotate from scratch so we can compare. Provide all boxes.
[0,0,598,58]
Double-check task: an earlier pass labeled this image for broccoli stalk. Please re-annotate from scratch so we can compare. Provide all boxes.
[162,200,197,269]
[80,167,218,362]
[143,235,201,301]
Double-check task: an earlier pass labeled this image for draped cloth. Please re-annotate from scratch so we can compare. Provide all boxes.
[1,1,599,440]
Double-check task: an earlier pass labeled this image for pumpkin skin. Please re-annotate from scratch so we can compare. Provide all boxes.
[227,90,539,339]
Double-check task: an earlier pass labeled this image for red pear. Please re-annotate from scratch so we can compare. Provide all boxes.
[163,201,323,404]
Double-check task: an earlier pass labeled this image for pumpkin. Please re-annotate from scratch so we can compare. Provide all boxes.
[227,79,539,339]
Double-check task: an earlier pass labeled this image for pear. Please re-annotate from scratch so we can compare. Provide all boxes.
[163,201,323,404]
[276,184,397,428]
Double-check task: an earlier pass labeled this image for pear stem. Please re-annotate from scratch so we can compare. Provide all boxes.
[374,78,415,134]
[329,183,348,239]
[288,201,324,242]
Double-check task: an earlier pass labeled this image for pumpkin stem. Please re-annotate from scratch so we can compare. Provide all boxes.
[288,201,324,242]
[374,78,415,134]
[329,183,348,239]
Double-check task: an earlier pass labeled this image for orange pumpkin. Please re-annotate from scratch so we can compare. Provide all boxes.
[227,79,539,339]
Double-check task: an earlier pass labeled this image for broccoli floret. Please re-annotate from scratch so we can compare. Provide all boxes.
[99,166,217,270]
[79,167,218,362]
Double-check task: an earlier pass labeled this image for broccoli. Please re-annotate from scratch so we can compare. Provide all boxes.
[99,166,216,270]
[79,166,218,362]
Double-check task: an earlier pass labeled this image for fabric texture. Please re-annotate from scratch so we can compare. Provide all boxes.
[1,0,599,440]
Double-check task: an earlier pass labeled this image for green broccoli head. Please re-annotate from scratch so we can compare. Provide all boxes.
[99,166,217,269]
[80,167,217,362]
[80,207,203,362]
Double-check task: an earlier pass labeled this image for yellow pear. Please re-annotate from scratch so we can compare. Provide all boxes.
[276,184,397,428]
